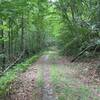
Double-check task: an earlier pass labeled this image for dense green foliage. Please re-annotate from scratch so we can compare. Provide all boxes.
[0,0,54,72]
[55,0,100,55]
[0,0,100,73]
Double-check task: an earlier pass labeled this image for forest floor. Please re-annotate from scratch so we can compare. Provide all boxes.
[7,49,100,100]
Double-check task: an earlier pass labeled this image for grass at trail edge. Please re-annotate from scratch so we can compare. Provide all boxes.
[0,55,40,97]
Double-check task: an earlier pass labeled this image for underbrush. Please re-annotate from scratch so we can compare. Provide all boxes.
[0,55,39,98]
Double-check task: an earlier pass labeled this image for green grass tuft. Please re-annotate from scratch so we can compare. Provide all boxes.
[36,68,44,87]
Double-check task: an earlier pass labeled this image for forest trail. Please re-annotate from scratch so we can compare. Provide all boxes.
[8,50,100,100]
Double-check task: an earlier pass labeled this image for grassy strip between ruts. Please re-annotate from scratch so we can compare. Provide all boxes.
[0,54,40,97]
[32,67,44,99]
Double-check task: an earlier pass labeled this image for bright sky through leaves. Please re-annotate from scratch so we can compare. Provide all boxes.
[49,0,57,2]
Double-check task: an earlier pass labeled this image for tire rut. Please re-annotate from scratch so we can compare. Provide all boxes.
[42,65,56,100]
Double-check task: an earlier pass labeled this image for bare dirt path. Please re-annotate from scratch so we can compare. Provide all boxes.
[7,50,100,100]
[8,53,57,100]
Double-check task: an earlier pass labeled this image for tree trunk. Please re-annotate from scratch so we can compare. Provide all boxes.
[20,13,24,51]
[8,18,11,62]
[71,44,96,62]
[0,19,5,71]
